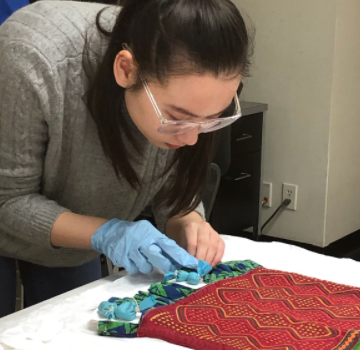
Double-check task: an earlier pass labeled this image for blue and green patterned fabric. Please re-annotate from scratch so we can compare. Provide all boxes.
[110,283,195,316]
[98,259,261,338]
[107,297,135,306]
[98,320,139,338]
[202,260,261,284]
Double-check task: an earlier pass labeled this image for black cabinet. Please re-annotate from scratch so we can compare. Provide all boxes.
[210,102,268,240]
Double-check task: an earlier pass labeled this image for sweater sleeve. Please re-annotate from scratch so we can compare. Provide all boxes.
[0,41,69,255]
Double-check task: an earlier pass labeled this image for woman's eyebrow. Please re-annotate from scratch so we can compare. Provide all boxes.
[165,104,230,119]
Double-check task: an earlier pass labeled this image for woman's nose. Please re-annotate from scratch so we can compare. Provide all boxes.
[177,127,199,146]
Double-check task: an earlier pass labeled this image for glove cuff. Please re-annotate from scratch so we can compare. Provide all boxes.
[91,218,120,253]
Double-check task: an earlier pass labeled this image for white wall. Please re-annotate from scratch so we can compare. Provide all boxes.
[233,0,358,246]
[325,1,360,245]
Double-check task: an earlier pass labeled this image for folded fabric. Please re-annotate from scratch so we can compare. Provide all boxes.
[163,260,213,285]
[114,301,137,321]
[98,296,157,321]
[98,301,117,320]
[138,267,360,350]
[98,259,260,338]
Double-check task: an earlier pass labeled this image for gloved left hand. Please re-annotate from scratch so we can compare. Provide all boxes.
[91,219,198,275]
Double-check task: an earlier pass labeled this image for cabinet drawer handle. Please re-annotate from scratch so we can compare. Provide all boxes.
[236,134,253,141]
[226,173,252,181]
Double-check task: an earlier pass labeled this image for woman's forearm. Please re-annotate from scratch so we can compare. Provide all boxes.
[51,211,108,249]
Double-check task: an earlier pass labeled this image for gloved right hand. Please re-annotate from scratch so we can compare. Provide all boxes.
[91,219,198,275]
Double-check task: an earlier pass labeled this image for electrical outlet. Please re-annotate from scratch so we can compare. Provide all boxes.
[262,182,272,207]
[282,183,298,210]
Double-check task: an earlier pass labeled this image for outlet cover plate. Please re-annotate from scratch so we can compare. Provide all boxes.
[262,182,272,208]
[282,183,298,210]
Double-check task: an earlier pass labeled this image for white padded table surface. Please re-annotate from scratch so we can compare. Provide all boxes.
[1,235,360,350]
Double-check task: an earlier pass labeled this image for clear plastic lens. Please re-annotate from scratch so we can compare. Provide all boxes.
[157,115,241,135]
[202,120,221,129]
[157,123,198,135]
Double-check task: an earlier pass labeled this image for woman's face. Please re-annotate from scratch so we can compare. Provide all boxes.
[125,74,241,149]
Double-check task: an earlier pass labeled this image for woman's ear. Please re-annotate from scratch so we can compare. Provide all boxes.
[113,50,137,88]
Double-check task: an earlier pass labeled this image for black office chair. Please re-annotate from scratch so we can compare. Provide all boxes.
[202,163,221,221]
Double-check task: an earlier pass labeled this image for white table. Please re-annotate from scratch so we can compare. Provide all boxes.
[1,235,360,350]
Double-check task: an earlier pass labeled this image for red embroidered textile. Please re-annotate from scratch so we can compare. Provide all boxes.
[138,267,360,350]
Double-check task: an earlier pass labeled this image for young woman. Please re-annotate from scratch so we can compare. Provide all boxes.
[0,0,251,317]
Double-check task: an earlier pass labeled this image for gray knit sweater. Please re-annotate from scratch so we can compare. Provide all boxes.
[0,1,204,267]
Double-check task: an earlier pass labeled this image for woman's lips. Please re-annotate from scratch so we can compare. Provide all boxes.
[165,143,182,149]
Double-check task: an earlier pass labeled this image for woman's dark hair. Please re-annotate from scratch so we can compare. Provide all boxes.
[86,0,252,218]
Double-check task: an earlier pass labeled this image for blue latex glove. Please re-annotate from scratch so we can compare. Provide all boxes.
[91,219,198,274]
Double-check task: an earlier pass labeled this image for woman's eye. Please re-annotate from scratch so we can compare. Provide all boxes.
[206,114,221,120]
[167,113,180,121]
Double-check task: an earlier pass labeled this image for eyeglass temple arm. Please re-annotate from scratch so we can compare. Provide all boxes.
[122,43,165,120]
[139,74,165,120]
[233,91,241,115]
